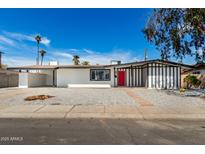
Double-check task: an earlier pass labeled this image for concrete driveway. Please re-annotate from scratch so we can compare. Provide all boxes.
[0,87,205,120]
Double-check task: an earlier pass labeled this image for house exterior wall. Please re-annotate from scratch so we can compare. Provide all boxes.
[40,70,54,86]
[28,69,54,86]
[147,64,180,89]
[19,73,47,88]
[200,70,205,74]
[28,73,47,87]
[56,68,114,87]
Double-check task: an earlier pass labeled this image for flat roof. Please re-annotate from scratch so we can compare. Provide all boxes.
[7,59,193,70]
[0,70,19,74]
[7,64,109,70]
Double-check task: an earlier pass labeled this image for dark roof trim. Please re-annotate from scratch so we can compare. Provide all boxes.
[110,59,193,68]
[7,67,57,70]
[7,59,193,70]
[57,65,108,69]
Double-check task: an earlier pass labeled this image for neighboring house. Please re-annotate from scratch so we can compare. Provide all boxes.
[181,63,205,88]
[7,59,191,89]
[188,63,205,75]
[181,63,205,77]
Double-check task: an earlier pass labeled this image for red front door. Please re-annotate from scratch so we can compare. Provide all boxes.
[118,71,125,86]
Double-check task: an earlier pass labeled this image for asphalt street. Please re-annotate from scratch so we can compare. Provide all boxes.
[0,118,205,145]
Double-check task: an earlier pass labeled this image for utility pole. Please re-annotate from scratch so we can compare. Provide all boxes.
[144,49,148,61]
[0,51,4,69]
[178,57,183,64]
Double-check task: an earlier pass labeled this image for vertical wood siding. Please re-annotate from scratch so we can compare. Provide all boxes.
[115,62,180,89]
[147,63,180,89]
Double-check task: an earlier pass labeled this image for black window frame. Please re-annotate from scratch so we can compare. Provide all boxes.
[192,71,200,74]
[90,69,111,81]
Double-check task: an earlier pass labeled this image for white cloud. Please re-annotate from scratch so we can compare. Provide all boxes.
[50,48,141,65]
[40,37,51,46]
[3,31,51,46]
[52,51,73,59]
[0,35,16,46]
[4,32,34,41]
[3,48,141,66]
[68,48,80,52]
[83,49,94,54]
[197,49,204,56]
[80,49,141,65]
[3,56,35,66]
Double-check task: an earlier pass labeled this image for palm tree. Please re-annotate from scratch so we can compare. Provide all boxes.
[81,61,90,66]
[35,35,41,65]
[40,49,46,65]
[72,55,80,65]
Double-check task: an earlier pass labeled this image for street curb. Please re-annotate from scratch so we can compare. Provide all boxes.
[0,113,205,120]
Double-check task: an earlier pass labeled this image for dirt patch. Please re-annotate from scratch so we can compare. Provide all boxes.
[24,95,55,101]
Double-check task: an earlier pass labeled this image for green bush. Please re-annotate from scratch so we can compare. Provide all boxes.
[184,75,201,88]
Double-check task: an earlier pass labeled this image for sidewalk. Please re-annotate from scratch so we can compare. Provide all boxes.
[1,104,205,120]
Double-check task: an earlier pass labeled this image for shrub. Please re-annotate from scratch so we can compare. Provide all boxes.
[184,75,201,89]
[180,88,186,93]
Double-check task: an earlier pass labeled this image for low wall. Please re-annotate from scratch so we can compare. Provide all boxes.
[0,71,19,88]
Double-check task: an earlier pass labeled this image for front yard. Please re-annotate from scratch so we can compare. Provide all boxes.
[0,87,138,106]
[0,87,204,108]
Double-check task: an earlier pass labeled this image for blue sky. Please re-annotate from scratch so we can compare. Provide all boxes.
[0,8,194,66]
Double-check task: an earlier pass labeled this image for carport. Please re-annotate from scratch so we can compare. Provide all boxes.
[7,65,57,88]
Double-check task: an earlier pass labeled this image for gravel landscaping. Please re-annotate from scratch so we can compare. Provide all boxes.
[131,88,205,109]
[166,89,205,97]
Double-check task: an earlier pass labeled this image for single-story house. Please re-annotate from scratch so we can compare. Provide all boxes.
[7,59,192,89]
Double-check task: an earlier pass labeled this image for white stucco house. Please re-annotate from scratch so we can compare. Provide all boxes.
[7,59,192,89]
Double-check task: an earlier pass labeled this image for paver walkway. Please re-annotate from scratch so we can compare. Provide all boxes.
[122,88,153,106]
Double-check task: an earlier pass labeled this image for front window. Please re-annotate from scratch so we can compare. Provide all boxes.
[90,69,111,81]
[192,71,200,74]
